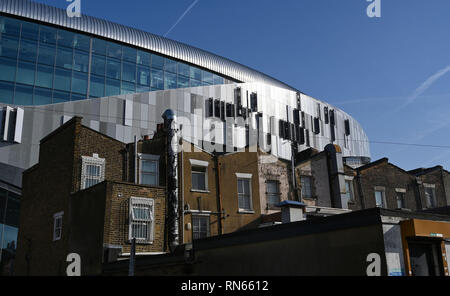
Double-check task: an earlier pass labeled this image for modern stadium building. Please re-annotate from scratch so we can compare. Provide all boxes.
[0,0,370,264]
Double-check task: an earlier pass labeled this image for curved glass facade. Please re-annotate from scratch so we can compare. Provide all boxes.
[0,15,228,105]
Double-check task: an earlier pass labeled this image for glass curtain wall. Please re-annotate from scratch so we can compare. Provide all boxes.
[0,15,227,105]
[0,187,20,276]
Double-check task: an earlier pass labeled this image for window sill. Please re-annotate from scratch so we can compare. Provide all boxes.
[238,209,255,214]
[127,240,153,245]
[190,189,210,193]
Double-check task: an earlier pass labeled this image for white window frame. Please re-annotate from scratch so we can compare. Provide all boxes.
[266,180,280,207]
[345,178,355,201]
[190,159,209,192]
[53,211,64,241]
[236,173,253,213]
[129,197,154,244]
[423,184,437,208]
[138,153,159,186]
[300,175,313,199]
[395,188,406,209]
[81,153,105,190]
[374,186,386,208]
[191,214,210,240]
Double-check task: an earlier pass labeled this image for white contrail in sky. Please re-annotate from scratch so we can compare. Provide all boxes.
[399,65,450,110]
[164,0,199,37]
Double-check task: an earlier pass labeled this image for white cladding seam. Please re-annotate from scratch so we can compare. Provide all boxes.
[0,0,297,91]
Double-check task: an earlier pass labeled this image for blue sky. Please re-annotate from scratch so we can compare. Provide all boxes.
[37,0,450,170]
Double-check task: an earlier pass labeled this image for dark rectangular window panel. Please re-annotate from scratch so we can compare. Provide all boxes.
[214,99,220,118]
[330,109,335,125]
[305,129,310,147]
[226,103,235,118]
[313,117,320,134]
[242,108,247,120]
[345,119,351,135]
[250,92,258,112]
[324,107,329,124]
[297,127,305,144]
[330,125,336,142]
[267,133,272,146]
[235,87,241,107]
[205,98,213,117]
[284,121,291,140]
[245,124,249,146]
[220,101,225,121]
[291,123,296,142]
[301,111,306,128]
[279,120,285,139]
[293,109,300,125]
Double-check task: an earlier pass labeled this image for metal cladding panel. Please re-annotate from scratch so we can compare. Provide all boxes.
[0,0,298,91]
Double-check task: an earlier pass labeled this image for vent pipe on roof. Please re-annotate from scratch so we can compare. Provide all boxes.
[163,109,179,252]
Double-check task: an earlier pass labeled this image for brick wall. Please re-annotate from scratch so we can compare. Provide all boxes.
[351,161,417,210]
[257,151,291,214]
[15,118,79,275]
[415,168,449,209]
[105,182,166,254]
